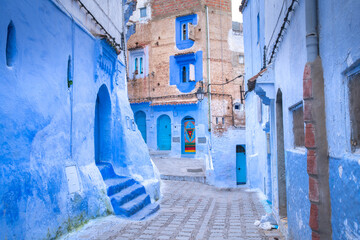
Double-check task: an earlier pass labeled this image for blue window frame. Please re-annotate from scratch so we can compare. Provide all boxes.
[129,48,146,79]
[140,7,147,18]
[169,51,203,93]
[176,14,197,50]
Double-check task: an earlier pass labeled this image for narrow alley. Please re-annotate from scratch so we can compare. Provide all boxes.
[1,0,360,239]
[63,180,283,240]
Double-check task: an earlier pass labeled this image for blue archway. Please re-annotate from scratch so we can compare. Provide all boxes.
[182,116,196,154]
[157,115,171,150]
[135,110,147,143]
[94,84,112,164]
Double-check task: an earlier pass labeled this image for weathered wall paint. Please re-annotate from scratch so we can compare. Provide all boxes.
[210,128,246,188]
[243,0,311,238]
[318,0,360,238]
[131,101,209,159]
[285,150,311,240]
[0,0,159,239]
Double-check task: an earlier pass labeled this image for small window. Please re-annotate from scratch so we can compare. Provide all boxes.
[140,7,147,18]
[292,106,305,147]
[140,57,143,74]
[182,23,187,41]
[239,55,244,64]
[349,72,360,151]
[6,21,17,67]
[222,117,225,125]
[234,103,241,110]
[182,66,187,82]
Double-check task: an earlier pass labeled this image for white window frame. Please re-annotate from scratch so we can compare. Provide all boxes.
[129,48,146,79]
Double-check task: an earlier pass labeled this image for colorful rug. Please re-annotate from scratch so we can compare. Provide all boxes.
[184,120,196,153]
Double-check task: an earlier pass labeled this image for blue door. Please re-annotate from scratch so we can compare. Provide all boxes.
[236,145,246,184]
[157,115,171,150]
[135,111,147,143]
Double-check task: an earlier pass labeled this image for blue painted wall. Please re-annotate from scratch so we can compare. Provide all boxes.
[131,100,209,159]
[285,150,311,240]
[0,1,159,239]
[169,51,203,93]
[210,128,246,188]
[243,0,311,238]
[318,0,360,238]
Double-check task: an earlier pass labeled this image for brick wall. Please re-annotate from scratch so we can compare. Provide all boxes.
[151,0,202,19]
[127,2,245,133]
[303,58,332,240]
[205,0,231,11]
[151,0,231,19]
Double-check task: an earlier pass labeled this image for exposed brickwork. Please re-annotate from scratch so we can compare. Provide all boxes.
[312,231,321,240]
[151,0,231,19]
[305,123,316,148]
[303,60,332,239]
[309,177,320,202]
[127,1,246,134]
[152,0,202,19]
[309,204,319,231]
[205,0,231,11]
[304,100,312,122]
[307,150,317,175]
[303,78,313,99]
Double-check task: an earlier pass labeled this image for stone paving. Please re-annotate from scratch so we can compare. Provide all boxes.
[62,180,284,240]
[152,157,206,183]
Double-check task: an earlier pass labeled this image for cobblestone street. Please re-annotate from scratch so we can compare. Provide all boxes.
[63,180,284,240]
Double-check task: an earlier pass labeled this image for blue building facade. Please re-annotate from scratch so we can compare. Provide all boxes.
[127,0,247,188]
[241,0,360,239]
[0,0,160,239]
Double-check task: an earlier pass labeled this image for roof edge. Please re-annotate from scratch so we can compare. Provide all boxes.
[239,0,248,13]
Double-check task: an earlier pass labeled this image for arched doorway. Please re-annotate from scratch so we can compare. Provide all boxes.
[95,84,112,164]
[276,89,287,217]
[157,115,171,150]
[135,111,147,143]
[182,116,196,154]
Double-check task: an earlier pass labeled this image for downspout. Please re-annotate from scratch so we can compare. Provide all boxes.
[305,0,332,239]
[205,5,212,133]
[305,0,319,62]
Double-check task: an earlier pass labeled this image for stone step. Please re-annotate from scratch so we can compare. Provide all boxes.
[113,194,151,217]
[129,202,160,221]
[110,183,146,206]
[160,174,206,183]
[96,162,117,180]
[96,161,158,220]
[105,177,136,196]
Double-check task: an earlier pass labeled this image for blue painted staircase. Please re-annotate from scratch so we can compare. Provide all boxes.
[96,162,159,220]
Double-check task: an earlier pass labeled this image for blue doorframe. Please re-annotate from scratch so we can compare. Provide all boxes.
[157,115,171,150]
[181,116,196,154]
[135,111,147,143]
[94,84,112,164]
[236,145,247,184]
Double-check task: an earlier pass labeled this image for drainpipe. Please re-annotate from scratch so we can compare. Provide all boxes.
[305,0,318,62]
[304,1,332,239]
[205,5,212,133]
